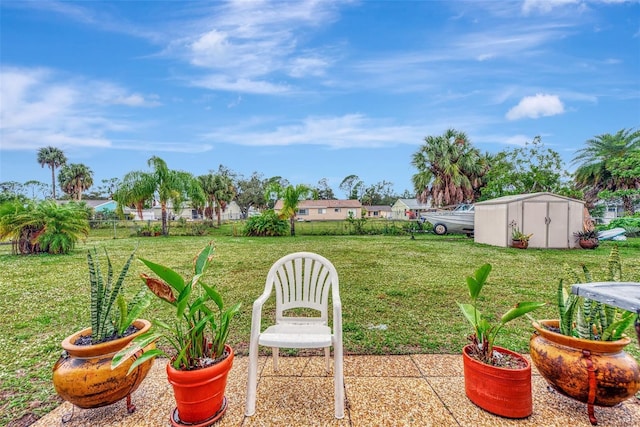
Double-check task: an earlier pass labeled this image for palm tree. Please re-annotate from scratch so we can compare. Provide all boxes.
[411,129,486,207]
[199,173,236,225]
[147,156,202,235]
[278,184,311,236]
[0,199,89,254]
[58,163,94,201]
[113,171,155,220]
[573,128,640,214]
[37,146,67,199]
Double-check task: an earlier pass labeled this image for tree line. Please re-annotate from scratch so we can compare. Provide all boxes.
[2,127,638,220]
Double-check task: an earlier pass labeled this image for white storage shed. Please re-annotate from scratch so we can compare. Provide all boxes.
[474,192,585,249]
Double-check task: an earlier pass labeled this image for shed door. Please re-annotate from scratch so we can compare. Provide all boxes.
[522,202,548,247]
[547,202,569,248]
[523,201,569,248]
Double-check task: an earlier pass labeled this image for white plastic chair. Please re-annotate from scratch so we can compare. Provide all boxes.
[245,252,345,419]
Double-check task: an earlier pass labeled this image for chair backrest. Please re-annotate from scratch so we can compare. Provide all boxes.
[265,252,338,324]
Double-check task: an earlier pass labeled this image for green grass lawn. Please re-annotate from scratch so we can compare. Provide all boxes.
[1,227,639,425]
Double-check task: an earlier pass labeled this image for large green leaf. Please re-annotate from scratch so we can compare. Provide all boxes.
[194,242,215,275]
[126,349,163,375]
[111,331,164,369]
[139,257,185,292]
[467,263,491,299]
[202,283,223,311]
[458,302,479,328]
[500,301,546,324]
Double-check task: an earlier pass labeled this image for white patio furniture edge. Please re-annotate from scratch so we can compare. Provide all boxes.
[245,252,345,419]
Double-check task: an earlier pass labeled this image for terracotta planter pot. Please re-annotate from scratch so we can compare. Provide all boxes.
[167,345,234,425]
[462,344,532,418]
[530,320,640,424]
[511,240,528,249]
[53,319,155,410]
[578,239,599,249]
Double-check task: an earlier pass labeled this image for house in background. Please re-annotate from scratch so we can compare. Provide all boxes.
[599,201,639,224]
[58,199,118,217]
[274,199,362,221]
[115,199,242,221]
[363,205,392,219]
[391,198,432,220]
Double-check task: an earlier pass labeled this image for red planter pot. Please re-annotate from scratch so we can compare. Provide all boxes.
[462,344,532,418]
[167,345,234,425]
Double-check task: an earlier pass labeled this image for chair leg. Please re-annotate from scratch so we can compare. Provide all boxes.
[324,347,330,373]
[245,341,259,416]
[334,343,345,419]
[273,347,279,371]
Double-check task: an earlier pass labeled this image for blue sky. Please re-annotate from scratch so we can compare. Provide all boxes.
[1,0,639,197]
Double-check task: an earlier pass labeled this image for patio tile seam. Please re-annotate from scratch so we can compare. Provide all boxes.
[422,376,464,427]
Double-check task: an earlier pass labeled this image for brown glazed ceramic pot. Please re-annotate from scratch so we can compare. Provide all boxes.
[53,319,155,410]
[530,319,640,407]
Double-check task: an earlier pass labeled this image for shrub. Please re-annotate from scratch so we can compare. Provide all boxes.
[244,210,288,236]
[607,216,640,237]
[0,200,89,254]
[190,221,209,236]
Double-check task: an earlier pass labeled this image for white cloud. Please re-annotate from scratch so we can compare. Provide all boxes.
[506,94,565,120]
[288,56,331,78]
[0,66,158,150]
[166,0,343,92]
[191,75,291,95]
[203,114,425,149]
[522,0,579,15]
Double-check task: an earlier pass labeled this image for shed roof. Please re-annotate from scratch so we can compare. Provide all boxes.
[474,192,584,206]
[364,205,392,212]
[394,198,431,209]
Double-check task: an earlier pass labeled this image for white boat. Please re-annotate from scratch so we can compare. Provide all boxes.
[597,227,626,241]
[420,204,475,236]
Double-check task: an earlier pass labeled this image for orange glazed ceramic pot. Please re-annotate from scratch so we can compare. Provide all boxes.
[53,319,155,409]
[462,344,532,418]
[167,344,234,424]
[530,320,640,407]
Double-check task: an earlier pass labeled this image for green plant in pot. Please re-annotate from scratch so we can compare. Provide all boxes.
[530,246,640,425]
[53,247,155,414]
[573,228,599,249]
[510,220,532,249]
[458,263,545,418]
[112,241,241,426]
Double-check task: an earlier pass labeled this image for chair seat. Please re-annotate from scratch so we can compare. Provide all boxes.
[259,323,332,348]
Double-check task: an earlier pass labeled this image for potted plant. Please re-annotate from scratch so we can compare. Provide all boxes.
[530,246,640,425]
[458,263,545,418]
[573,228,599,249]
[112,242,241,426]
[53,247,154,413]
[510,221,532,249]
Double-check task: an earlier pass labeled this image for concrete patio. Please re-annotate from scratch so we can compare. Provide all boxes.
[33,354,640,426]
